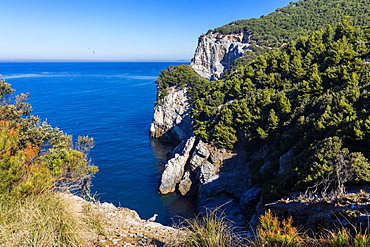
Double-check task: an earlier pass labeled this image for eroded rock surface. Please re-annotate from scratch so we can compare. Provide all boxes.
[159,136,196,194]
[149,86,192,144]
[190,31,251,80]
[159,136,253,226]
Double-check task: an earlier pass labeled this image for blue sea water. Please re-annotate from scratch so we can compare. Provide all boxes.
[0,62,196,225]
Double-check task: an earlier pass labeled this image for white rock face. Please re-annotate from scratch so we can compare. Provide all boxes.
[150,86,193,143]
[159,136,196,194]
[151,30,260,227]
[150,87,192,143]
[190,31,251,80]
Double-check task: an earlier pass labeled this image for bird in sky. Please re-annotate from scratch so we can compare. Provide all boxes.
[88,48,95,54]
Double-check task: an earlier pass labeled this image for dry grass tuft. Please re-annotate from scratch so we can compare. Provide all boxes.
[178,209,245,247]
[0,192,104,247]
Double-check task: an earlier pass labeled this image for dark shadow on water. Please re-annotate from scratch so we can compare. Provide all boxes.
[160,192,197,226]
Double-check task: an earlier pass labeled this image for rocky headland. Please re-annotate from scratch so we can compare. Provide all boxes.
[150,31,264,227]
[150,26,370,232]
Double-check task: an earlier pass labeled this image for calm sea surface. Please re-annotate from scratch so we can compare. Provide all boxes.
[0,62,195,225]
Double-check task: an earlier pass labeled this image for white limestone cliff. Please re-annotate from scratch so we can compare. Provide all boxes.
[149,86,193,144]
[150,30,263,226]
[159,136,196,194]
[190,31,251,80]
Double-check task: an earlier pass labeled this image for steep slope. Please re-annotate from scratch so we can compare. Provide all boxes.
[192,19,370,202]
[190,31,251,80]
[191,0,370,81]
[151,0,370,229]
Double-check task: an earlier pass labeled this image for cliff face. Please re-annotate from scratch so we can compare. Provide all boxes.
[149,86,193,144]
[150,30,259,226]
[190,31,251,80]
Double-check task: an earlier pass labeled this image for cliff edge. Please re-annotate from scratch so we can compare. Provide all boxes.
[150,30,258,226]
[190,31,251,80]
[149,86,193,144]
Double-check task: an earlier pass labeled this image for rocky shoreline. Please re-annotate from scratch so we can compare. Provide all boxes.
[60,193,186,246]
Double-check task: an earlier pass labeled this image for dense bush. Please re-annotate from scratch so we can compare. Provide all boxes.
[0,79,97,198]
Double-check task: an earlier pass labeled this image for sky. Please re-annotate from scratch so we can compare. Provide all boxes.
[0,0,292,62]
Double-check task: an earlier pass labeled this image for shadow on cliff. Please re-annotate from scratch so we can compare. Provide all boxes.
[194,137,260,228]
[154,114,193,146]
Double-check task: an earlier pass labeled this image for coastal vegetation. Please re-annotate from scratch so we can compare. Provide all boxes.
[4,0,370,245]
[0,79,100,246]
[209,0,370,67]
[157,17,370,202]
[180,208,370,246]
[154,0,370,244]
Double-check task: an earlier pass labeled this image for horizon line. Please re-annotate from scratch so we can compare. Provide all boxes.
[0,59,191,63]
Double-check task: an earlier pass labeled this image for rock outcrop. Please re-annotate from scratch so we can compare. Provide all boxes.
[149,31,261,225]
[158,134,255,225]
[149,86,193,144]
[150,29,263,228]
[60,193,186,246]
[266,191,370,231]
[159,136,196,194]
[190,31,251,80]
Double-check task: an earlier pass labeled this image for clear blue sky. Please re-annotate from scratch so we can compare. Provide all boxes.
[1,0,292,62]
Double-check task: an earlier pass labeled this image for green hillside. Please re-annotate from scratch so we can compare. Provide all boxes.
[209,0,370,67]
[157,12,370,200]
[196,18,370,199]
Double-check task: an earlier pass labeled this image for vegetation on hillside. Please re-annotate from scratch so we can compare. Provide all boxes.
[157,18,370,202]
[155,64,210,102]
[207,0,370,67]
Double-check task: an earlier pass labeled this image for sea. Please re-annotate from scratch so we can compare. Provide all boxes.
[0,62,196,225]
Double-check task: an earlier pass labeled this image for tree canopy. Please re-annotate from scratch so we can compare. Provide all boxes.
[157,17,370,201]
[208,0,370,67]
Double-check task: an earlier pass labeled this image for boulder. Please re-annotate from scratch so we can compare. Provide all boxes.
[159,136,196,194]
[178,171,197,196]
[189,139,210,171]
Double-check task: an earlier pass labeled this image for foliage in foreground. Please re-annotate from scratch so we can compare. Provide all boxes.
[179,209,244,247]
[0,79,100,246]
[181,210,370,247]
[253,210,370,247]
[0,78,97,197]
[0,192,107,246]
